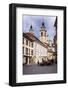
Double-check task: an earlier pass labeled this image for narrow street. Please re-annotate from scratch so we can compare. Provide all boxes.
[23,64,57,75]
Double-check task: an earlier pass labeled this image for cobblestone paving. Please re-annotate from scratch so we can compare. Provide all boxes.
[23,64,57,75]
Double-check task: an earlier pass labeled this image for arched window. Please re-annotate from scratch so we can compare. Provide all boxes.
[41,32,43,36]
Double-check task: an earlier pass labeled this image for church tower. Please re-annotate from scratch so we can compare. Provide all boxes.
[29,25,34,34]
[39,22,47,44]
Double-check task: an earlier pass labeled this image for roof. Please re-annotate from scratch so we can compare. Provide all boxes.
[23,32,47,48]
[23,33,35,42]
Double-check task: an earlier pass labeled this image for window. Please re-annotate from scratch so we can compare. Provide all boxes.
[29,41,30,46]
[26,48,28,55]
[26,39,28,45]
[31,50,33,55]
[29,49,30,55]
[31,42,33,47]
[41,32,43,36]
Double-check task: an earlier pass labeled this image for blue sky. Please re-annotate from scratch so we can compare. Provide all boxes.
[22,15,56,42]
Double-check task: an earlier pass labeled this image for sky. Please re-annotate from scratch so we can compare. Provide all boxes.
[22,15,56,42]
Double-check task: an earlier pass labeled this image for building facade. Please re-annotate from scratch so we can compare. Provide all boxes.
[23,24,47,65]
[23,33,34,64]
[23,20,57,65]
[47,45,56,60]
[33,36,47,63]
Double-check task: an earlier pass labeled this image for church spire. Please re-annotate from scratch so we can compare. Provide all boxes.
[29,25,34,34]
[30,25,32,29]
[41,21,46,31]
[42,22,45,27]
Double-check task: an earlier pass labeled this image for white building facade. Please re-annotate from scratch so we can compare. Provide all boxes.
[33,40,47,63]
[23,32,47,65]
[23,33,34,64]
